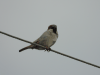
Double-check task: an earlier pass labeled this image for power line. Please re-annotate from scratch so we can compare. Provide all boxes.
[0,31,100,69]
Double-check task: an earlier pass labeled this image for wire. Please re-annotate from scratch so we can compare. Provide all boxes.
[0,31,100,69]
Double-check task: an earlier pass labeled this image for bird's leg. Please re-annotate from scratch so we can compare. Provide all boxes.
[45,46,51,52]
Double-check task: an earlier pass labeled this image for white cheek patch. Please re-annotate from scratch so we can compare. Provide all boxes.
[48,29,53,32]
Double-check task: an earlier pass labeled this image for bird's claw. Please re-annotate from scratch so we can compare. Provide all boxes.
[45,46,51,52]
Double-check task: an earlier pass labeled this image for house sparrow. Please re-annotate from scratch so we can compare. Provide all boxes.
[19,24,58,52]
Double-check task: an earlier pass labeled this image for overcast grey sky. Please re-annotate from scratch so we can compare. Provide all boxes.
[0,0,100,75]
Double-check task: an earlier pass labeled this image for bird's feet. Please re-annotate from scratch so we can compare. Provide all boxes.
[45,46,51,52]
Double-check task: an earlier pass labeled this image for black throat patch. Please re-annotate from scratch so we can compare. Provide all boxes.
[53,28,57,34]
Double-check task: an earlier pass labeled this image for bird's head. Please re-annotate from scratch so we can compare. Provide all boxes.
[48,24,57,34]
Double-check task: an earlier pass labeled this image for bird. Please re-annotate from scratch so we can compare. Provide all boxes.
[19,24,58,52]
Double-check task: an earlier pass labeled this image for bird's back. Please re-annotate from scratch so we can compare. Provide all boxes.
[33,29,58,50]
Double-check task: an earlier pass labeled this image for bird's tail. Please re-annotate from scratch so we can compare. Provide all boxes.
[19,45,34,52]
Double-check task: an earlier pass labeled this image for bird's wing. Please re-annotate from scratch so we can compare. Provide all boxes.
[33,29,58,48]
